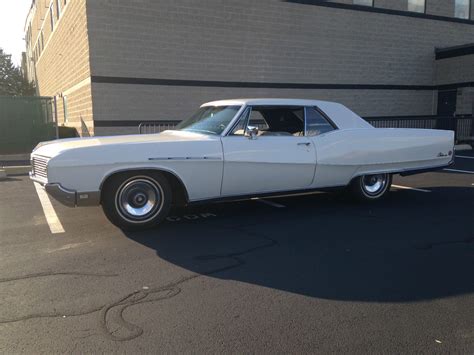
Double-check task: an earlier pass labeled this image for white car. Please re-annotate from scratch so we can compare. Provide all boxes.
[30,98,454,230]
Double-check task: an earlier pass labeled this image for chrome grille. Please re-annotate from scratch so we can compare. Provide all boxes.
[32,156,49,180]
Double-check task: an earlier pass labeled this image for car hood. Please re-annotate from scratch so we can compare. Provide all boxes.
[32,130,218,158]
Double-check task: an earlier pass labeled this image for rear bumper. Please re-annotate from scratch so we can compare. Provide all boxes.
[30,173,100,207]
[399,156,454,176]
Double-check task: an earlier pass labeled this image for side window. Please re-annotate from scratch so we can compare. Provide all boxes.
[231,106,304,136]
[252,106,304,136]
[305,107,335,136]
[248,110,269,131]
[230,108,271,136]
[230,108,250,136]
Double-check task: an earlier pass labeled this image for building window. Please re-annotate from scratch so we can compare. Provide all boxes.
[353,0,373,6]
[56,0,61,20]
[50,4,54,31]
[63,96,68,123]
[455,0,471,19]
[408,0,425,13]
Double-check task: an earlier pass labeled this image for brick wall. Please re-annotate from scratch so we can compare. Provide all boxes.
[93,83,435,136]
[86,0,473,134]
[28,0,94,136]
[427,0,456,17]
[330,0,463,17]
[456,87,474,115]
[87,0,474,85]
[374,0,407,11]
[435,55,474,85]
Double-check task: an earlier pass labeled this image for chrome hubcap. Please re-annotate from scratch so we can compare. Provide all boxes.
[117,178,162,221]
[361,174,388,195]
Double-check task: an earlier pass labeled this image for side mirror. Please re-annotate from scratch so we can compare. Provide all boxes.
[245,126,259,140]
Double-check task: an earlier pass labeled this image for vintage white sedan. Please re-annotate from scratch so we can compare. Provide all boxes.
[30,98,454,230]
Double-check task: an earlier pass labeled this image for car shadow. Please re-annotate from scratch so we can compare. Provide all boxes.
[124,187,474,303]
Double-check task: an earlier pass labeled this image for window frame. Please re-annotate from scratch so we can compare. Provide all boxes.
[228,106,252,136]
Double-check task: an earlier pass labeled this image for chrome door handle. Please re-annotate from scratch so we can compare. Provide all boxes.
[297,142,311,146]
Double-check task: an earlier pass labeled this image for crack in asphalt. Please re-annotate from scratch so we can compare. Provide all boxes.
[0,225,278,342]
[0,272,120,324]
[97,225,278,341]
[414,237,474,250]
[0,271,118,283]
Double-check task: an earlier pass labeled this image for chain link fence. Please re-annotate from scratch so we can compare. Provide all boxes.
[0,96,57,155]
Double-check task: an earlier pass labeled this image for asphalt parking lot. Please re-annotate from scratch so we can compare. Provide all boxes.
[0,152,473,353]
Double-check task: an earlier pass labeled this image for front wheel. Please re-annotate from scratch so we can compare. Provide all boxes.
[101,172,172,230]
[350,173,392,201]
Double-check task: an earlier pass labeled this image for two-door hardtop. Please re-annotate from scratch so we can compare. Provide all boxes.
[30,98,454,229]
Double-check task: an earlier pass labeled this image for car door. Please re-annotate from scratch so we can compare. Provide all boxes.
[220,106,317,196]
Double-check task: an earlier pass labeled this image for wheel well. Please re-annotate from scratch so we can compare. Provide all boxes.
[349,172,393,184]
[100,169,189,207]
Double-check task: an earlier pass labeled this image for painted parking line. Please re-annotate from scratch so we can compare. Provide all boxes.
[34,183,65,234]
[455,155,474,160]
[392,184,431,193]
[443,168,474,174]
[252,198,286,208]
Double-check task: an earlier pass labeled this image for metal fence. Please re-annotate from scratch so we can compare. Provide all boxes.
[138,116,473,143]
[0,96,56,155]
[455,116,474,142]
[138,121,178,134]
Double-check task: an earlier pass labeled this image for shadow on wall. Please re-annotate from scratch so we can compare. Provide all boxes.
[124,186,474,304]
[81,117,91,137]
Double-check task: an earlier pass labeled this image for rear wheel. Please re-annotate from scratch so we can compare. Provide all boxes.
[350,173,392,201]
[101,172,172,230]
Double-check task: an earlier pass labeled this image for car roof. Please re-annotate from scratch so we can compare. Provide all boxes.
[201,98,373,130]
[201,98,335,107]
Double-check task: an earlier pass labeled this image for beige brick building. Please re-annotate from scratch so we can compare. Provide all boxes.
[24,0,474,137]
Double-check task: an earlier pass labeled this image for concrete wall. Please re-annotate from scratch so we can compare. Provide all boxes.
[86,0,474,135]
[26,0,94,136]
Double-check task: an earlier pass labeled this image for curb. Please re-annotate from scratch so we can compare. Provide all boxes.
[2,165,31,176]
[455,144,472,151]
[0,154,30,161]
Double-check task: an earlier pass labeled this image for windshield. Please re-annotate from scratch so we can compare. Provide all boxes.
[176,105,241,135]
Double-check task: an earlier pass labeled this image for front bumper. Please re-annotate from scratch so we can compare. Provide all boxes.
[45,183,77,207]
[30,173,100,207]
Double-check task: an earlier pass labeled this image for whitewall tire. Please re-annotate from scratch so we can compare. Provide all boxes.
[350,173,392,201]
[101,171,172,230]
